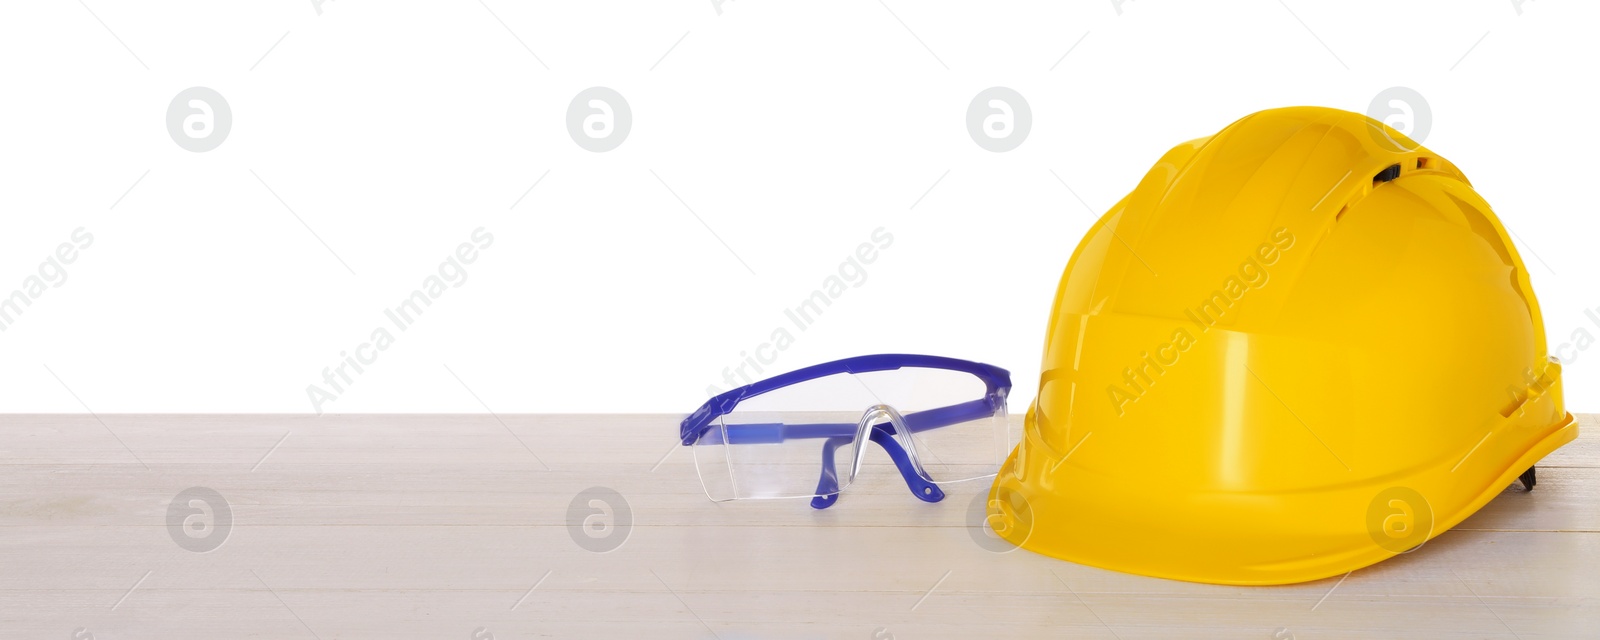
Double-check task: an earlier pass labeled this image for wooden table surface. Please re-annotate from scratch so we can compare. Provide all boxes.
[1,413,1594,639]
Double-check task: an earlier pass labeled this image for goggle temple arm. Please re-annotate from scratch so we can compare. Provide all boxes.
[809,425,946,509]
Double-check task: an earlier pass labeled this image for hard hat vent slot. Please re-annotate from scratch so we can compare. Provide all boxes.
[1373,163,1402,185]
[1416,157,1431,169]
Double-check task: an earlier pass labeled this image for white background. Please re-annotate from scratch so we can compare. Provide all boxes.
[0,0,1594,414]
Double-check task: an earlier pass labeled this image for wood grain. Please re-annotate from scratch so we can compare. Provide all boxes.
[1,413,1594,639]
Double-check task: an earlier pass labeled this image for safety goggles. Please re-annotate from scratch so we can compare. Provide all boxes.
[679,354,1012,509]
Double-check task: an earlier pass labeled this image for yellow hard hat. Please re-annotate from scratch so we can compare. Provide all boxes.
[988,106,1577,585]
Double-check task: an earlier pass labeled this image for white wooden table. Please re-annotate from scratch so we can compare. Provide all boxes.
[2,414,1595,639]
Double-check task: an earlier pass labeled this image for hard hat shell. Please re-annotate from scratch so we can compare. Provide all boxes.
[989,106,1577,585]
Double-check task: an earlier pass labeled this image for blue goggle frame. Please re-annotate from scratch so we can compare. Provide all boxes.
[679,354,1012,508]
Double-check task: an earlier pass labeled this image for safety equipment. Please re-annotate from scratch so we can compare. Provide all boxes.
[987,106,1577,585]
[681,354,1012,509]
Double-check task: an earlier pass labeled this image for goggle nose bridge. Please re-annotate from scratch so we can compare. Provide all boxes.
[848,404,927,485]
